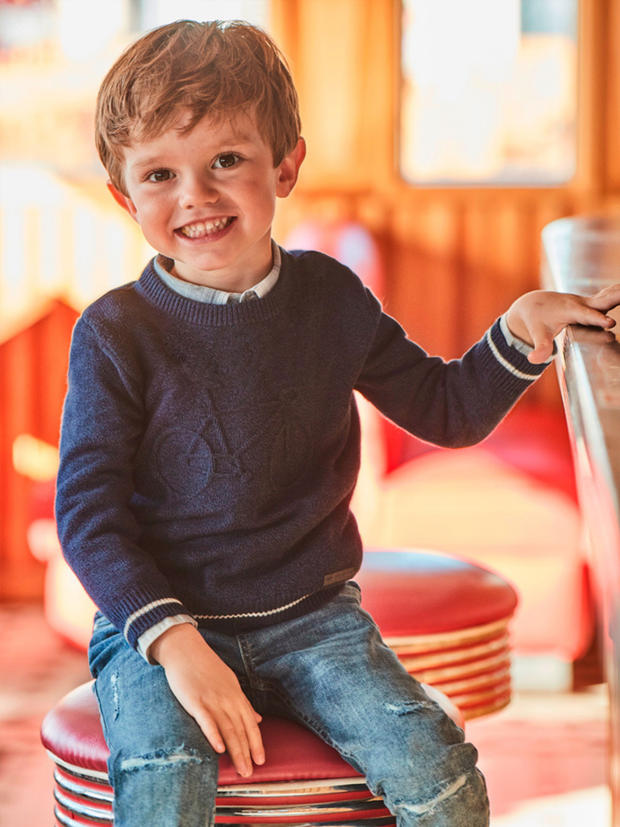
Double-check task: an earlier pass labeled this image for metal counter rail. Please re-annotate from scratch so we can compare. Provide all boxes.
[542,216,620,826]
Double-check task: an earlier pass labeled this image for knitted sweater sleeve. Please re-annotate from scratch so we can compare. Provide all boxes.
[55,316,194,649]
[355,292,548,448]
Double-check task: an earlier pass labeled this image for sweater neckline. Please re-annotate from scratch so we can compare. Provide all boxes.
[136,247,292,326]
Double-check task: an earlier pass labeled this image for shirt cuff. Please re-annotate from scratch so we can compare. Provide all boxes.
[137,614,198,664]
[499,314,556,363]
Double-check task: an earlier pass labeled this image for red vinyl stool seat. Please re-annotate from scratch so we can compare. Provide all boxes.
[358,549,518,719]
[42,681,462,827]
[42,682,419,827]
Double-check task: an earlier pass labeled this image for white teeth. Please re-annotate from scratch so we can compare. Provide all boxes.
[180,217,233,238]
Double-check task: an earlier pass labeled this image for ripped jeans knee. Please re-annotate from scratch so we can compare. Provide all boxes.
[386,768,489,827]
[119,747,206,773]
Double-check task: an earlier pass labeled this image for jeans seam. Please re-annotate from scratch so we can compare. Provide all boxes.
[260,681,362,768]
[93,678,115,753]
[236,633,260,691]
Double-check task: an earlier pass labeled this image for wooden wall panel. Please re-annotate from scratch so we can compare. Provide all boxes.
[0,301,78,600]
[604,0,620,193]
[274,0,395,191]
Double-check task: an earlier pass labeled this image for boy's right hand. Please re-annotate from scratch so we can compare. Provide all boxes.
[150,623,265,777]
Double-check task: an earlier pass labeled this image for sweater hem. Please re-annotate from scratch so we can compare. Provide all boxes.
[194,585,345,633]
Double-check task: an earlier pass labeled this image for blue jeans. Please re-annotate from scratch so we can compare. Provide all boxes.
[89,583,489,827]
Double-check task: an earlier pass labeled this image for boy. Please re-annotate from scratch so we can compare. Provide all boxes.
[56,19,620,827]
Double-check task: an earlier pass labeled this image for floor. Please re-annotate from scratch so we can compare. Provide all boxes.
[0,603,611,826]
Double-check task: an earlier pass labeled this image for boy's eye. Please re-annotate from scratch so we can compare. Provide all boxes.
[213,153,240,169]
[147,169,174,183]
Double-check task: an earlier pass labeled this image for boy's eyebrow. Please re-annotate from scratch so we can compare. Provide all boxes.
[130,156,167,172]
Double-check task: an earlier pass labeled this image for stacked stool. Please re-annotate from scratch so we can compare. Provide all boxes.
[43,682,402,827]
[42,548,518,824]
[357,550,517,720]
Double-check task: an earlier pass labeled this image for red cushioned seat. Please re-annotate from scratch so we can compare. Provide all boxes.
[42,682,465,826]
[357,549,517,719]
[41,682,361,787]
[358,549,517,637]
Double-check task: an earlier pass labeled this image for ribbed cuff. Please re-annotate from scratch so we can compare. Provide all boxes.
[137,614,198,664]
[499,314,556,362]
[486,319,549,385]
[108,591,195,651]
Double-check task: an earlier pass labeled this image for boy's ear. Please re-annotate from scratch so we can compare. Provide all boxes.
[107,181,140,223]
[276,138,306,198]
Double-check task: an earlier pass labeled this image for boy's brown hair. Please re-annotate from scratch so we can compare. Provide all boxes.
[95,19,301,194]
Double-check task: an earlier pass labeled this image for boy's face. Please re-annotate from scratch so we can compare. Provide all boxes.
[109,110,305,291]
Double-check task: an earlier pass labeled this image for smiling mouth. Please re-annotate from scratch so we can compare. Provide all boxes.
[179,216,235,238]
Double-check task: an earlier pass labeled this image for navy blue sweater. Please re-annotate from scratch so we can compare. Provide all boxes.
[56,249,547,650]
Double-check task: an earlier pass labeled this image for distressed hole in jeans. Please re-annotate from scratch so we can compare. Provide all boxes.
[400,774,467,816]
[110,671,120,720]
[384,700,436,715]
[120,747,205,773]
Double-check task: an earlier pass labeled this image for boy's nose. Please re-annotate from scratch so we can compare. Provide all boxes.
[178,176,219,209]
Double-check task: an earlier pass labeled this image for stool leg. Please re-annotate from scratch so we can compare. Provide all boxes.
[249,584,490,827]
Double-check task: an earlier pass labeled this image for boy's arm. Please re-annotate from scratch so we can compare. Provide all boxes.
[505,284,620,363]
[355,284,620,448]
[56,316,185,645]
[57,316,264,775]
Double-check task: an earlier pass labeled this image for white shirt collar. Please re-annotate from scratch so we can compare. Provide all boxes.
[154,242,281,304]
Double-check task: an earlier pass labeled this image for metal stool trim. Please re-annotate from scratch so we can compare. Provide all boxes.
[53,799,398,827]
[48,751,109,782]
[49,753,385,827]
[53,787,391,823]
[216,801,390,818]
[55,802,110,825]
[432,666,511,695]
[55,768,113,803]
[411,651,510,684]
[218,780,371,798]
[55,789,111,822]
[398,632,510,672]
[214,820,397,827]
[383,617,511,652]
[53,764,373,805]
[456,695,512,719]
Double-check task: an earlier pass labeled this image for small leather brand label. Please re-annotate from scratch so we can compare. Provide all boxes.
[323,567,357,587]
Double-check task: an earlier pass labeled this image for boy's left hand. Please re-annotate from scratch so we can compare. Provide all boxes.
[506,284,620,364]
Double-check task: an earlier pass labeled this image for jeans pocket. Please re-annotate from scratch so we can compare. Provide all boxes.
[88,615,122,679]
[339,580,362,602]
[92,611,112,630]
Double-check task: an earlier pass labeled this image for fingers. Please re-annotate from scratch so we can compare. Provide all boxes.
[526,322,554,364]
[224,703,265,775]
[586,283,620,314]
[528,342,554,364]
[194,699,264,778]
[243,705,265,767]
[218,712,254,777]
[574,303,616,329]
[194,709,227,756]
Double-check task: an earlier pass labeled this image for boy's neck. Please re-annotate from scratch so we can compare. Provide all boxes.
[168,237,275,293]
[155,242,281,303]
[157,239,276,294]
